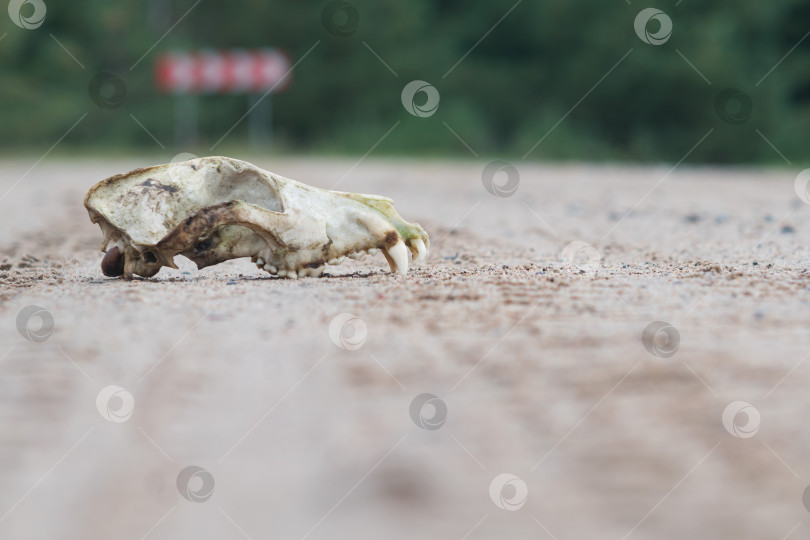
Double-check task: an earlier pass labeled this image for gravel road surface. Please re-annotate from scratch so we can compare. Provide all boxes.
[1,158,809,539]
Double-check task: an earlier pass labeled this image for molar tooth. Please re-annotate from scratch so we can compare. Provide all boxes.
[412,238,427,261]
[264,264,277,274]
[386,239,409,275]
[287,269,298,279]
[348,251,364,260]
[328,256,345,265]
[368,248,380,256]
[299,266,323,278]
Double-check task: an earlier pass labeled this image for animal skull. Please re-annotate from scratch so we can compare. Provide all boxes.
[84,156,429,279]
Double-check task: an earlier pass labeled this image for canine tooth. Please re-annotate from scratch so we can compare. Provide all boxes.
[412,238,427,261]
[386,239,409,275]
[264,264,277,274]
[256,257,265,266]
[287,269,298,279]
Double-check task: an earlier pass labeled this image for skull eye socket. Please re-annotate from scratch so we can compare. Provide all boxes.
[143,251,158,264]
[194,238,213,254]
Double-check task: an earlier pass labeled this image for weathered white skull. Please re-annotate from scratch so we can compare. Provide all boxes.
[84,156,429,279]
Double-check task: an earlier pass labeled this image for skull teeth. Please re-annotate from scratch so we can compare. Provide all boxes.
[299,266,324,278]
[385,239,409,275]
[411,238,427,261]
[257,237,422,278]
[277,269,298,279]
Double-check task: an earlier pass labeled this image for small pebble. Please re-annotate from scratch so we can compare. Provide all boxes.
[683,214,701,223]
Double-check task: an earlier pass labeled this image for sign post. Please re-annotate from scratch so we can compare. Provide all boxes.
[155,49,291,148]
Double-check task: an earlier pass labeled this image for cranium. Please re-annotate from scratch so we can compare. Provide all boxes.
[84,156,429,279]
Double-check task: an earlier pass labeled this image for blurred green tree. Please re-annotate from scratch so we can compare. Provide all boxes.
[0,0,805,164]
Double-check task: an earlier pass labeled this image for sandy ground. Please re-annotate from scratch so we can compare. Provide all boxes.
[1,157,810,540]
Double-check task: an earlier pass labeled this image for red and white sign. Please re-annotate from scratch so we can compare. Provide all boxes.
[155,49,292,94]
